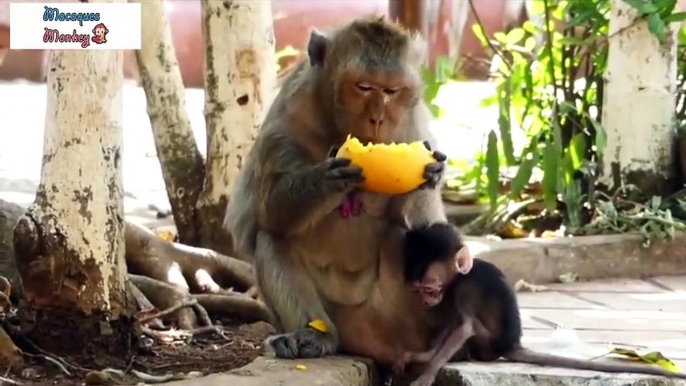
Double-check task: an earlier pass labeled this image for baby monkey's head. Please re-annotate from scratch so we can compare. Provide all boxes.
[404,222,471,307]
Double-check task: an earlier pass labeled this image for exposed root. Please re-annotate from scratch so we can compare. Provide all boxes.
[191,302,212,327]
[139,299,198,325]
[125,221,255,294]
[129,274,197,330]
[128,278,165,329]
[193,294,272,324]
[0,376,22,385]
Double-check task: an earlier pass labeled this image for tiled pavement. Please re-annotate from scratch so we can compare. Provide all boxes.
[517,276,686,370]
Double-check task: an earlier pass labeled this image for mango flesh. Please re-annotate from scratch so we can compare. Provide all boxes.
[336,135,436,195]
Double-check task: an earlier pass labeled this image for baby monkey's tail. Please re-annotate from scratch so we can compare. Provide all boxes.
[504,346,686,380]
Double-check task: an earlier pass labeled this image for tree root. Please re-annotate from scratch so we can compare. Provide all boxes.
[129,274,197,330]
[193,294,272,324]
[125,221,254,295]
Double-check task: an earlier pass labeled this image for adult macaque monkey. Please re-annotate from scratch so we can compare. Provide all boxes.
[225,16,449,359]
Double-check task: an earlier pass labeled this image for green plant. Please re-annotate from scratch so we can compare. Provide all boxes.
[453,0,686,237]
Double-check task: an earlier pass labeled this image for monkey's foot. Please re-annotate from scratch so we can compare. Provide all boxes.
[339,192,364,218]
[263,327,336,359]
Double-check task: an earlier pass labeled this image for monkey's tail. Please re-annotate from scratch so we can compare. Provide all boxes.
[504,347,686,380]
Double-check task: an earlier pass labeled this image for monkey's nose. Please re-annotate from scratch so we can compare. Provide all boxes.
[369,118,383,126]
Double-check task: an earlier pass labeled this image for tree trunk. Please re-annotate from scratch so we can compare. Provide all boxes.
[447,0,470,59]
[12,8,136,358]
[600,0,681,196]
[132,0,205,247]
[199,0,277,258]
[0,200,22,301]
[389,0,427,36]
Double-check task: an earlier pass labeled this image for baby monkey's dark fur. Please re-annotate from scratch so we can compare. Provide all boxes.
[399,223,686,386]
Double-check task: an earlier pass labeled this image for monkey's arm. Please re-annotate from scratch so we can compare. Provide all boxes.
[256,133,355,236]
[410,319,475,386]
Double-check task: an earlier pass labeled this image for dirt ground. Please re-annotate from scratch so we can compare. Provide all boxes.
[9,319,274,386]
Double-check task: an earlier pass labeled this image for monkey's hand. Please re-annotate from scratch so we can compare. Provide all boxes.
[314,146,365,193]
[418,140,447,190]
[264,325,336,359]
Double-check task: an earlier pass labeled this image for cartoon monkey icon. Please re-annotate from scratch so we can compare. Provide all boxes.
[91,23,108,44]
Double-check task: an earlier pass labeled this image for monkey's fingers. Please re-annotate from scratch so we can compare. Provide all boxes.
[327,146,340,158]
[431,150,447,163]
[328,166,365,181]
[326,157,352,169]
[418,162,445,189]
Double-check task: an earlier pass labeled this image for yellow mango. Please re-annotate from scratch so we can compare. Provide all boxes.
[336,135,435,195]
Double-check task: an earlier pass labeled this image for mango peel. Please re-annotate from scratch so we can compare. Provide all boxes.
[336,135,436,195]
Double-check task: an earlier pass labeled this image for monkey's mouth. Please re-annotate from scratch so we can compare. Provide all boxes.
[412,284,443,307]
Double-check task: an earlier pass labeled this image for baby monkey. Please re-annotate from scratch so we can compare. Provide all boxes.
[397,222,686,386]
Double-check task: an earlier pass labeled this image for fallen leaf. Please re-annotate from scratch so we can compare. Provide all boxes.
[607,348,681,373]
[307,319,327,333]
[156,230,175,242]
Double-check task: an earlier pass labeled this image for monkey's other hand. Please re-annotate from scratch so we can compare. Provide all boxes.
[263,327,336,359]
[418,141,447,190]
[317,157,365,193]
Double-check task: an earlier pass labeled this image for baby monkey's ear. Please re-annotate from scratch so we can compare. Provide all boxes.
[455,246,473,275]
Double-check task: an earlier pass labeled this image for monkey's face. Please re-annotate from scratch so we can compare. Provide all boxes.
[334,70,420,144]
[411,260,453,307]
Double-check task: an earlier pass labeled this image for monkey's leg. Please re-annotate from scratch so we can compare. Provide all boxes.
[392,328,450,374]
[410,320,475,386]
[255,231,338,359]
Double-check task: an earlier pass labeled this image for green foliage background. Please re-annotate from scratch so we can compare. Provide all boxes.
[423,0,686,240]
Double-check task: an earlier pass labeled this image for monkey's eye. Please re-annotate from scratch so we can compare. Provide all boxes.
[356,83,373,92]
[383,88,399,96]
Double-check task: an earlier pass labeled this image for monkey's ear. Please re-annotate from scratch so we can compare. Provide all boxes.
[408,33,428,67]
[308,30,330,67]
[455,246,473,275]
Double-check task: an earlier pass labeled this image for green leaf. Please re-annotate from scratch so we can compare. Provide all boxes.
[592,121,608,155]
[558,36,588,46]
[663,11,686,22]
[498,79,516,166]
[568,132,587,171]
[506,28,526,45]
[510,152,538,198]
[562,132,587,186]
[655,0,678,16]
[648,12,667,43]
[542,136,559,211]
[622,0,659,14]
[566,10,596,28]
[479,94,498,108]
[486,130,501,211]
[471,24,489,47]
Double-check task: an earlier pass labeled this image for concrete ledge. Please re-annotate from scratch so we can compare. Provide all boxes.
[160,356,375,386]
[466,233,686,285]
[437,362,686,386]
